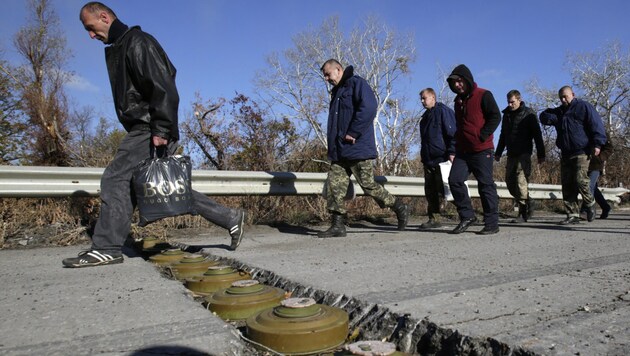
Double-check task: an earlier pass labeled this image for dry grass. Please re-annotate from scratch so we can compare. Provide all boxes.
[1,159,627,249]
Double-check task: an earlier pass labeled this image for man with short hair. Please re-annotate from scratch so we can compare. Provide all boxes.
[446,64,502,235]
[582,133,613,219]
[317,59,408,238]
[63,2,246,268]
[495,90,545,223]
[539,86,607,225]
[418,88,456,229]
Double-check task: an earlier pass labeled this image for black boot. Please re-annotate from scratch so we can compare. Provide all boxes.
[392,198,409,231]
[520,203,529,222]
[511,204,527,223]
[317,213,346,238]
[526,199,535,220]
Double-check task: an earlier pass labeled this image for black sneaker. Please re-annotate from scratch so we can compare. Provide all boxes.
[559,216,580,225]
[476,226,499,235]
[62,250,123,268]
[526,199,535,220]
[586,205,596,222]
[449,217,477,234]
[229,210,246,251]
[420,220,442,229]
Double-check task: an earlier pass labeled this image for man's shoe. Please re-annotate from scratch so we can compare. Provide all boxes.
[526,199,535,220]
[512,203,528,223]
[229,210,246,251]
[62,250,123,268]
[586,205,596,222]
[317,214,346,238]
[559,216,580,225]
[476,226,499,235]
[599,206,611,219]
[420,219,442,229]
[392,199,409,231]
[450,217,477,234]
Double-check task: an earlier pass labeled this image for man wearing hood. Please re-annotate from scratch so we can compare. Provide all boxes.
[495,90,546,223]
[317,59,409,238]
[446,64,502,234]
[63,2,246,268]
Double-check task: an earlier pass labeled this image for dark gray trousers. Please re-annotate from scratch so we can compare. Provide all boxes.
[91,130,239,254]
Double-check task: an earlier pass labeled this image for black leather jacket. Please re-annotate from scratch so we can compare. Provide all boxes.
[496,102,545,159]
[105,26,179,141]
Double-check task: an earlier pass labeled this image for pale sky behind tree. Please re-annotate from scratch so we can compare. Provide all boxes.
[1,0,628,128]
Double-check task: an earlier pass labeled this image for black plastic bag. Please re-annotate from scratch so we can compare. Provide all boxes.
[132,154,195,226]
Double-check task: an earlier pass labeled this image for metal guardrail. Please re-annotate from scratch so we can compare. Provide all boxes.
[0,165,627,202]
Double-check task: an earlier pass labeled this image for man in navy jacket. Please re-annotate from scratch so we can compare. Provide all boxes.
[419,88,456,229]
[539,86,606,224]
[317,59,408,238]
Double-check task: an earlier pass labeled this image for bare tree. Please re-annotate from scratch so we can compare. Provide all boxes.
[0,55,27,164]
[10,0,72,166]
[255,15,417,175]
[434,62,456,107]
[528,42,630,146]
[66,107,125,167]
[567,41,630,134]
[182,95,230,170]
[526,42,630,187]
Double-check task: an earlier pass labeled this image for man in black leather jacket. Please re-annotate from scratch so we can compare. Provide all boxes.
[63,2,246,268]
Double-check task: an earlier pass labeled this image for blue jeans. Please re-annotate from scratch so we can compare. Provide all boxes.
[587,170,611,212]
[448,150,499,228]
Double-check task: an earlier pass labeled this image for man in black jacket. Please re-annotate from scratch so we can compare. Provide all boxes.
[494,90,545,223]
[63,2,246,268]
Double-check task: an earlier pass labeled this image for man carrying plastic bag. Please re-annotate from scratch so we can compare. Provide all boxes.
[63,3,245,268]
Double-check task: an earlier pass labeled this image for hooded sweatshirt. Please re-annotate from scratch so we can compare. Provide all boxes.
[447,64,501,154]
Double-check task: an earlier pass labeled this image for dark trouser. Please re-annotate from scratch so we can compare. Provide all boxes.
[588,170,611,212]
[560,154,593,217]
[448,150,499,228]
[91,130,239,254]
[423,164,444,221]
[326,159,396,215]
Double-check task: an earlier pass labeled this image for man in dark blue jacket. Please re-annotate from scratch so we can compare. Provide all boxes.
[63,2,246,268]
[419,88,456,229]
[317,59,408,238]
[539,86,607,225]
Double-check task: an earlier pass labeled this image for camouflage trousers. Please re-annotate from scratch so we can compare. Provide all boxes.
[505,154,532,206]
[325,160,396,215]
[561,154,594,217]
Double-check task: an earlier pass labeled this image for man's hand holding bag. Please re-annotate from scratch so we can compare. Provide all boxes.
[132,150,195,227]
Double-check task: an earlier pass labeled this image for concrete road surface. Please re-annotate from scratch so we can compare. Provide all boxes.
[0,210,628,355]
